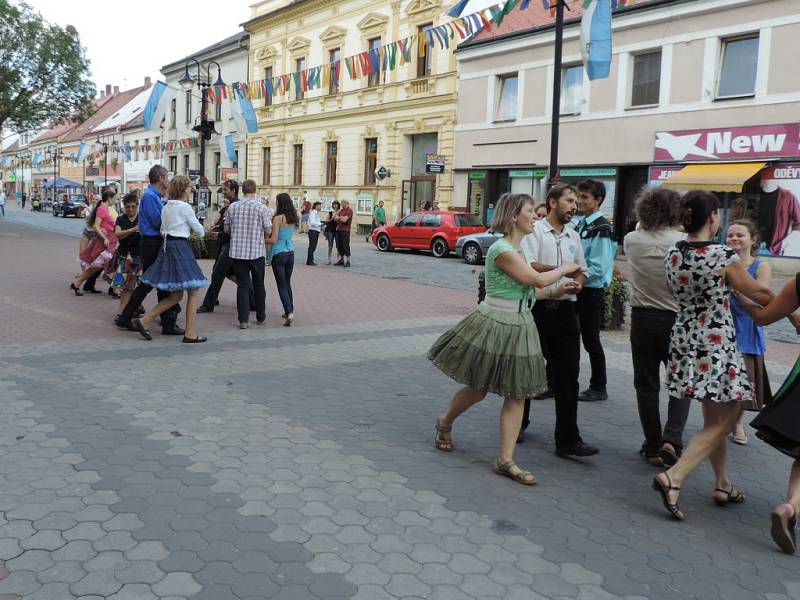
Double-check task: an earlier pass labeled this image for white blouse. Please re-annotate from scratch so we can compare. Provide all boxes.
[160,200,205,239]
[308,209,322,231]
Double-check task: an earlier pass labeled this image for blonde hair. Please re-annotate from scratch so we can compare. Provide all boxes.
[491,193,534,235]
[167,175,192,200]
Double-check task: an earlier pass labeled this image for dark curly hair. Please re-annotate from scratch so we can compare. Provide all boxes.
[634,186,681,230]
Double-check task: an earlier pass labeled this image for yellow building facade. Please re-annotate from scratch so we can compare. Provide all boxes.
[244,0,458,229]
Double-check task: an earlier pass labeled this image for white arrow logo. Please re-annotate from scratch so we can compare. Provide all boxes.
[655,131,718,160]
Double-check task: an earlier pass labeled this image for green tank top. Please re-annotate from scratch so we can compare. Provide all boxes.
[484,238,533,302]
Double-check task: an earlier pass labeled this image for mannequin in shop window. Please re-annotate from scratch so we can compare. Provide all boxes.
[762,179,800,256]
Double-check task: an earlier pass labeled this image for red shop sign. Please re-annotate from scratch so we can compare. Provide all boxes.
[648,165,682,185]
[654,123,800,162]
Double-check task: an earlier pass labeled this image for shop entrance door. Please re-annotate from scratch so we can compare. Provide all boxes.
[411,176,436,211]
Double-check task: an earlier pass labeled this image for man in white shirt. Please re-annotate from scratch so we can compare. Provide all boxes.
[521,184,599,458]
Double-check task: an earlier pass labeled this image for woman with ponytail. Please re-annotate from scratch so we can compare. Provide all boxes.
[652,190,774,521]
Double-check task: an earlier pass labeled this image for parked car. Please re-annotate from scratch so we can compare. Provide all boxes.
[455,230,502,265]
[53,194,87,218]
[370,210,486,258]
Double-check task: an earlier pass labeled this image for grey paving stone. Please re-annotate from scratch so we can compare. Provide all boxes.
[20,530,66,551]
[36,561,87,584]
[114,560,165,585]
[0,570,42,595]
[152,572,201,597]
[7,549,53,572]
[107,583,158,600]
[384,573,432,598]
[70,571,123,597]
[24,582,73,600]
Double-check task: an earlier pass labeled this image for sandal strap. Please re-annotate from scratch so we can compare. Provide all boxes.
[435,419,452,433]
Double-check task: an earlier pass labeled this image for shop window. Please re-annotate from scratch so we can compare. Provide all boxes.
[262,147,271,185]
[264,67,273,106]
[561,65,583,115]
[367,38,382,88]
[717,35,759,99]
[326,141,338,185]
[185,91,192,124]
[183,154,190,174]
[169,155,177,174]
[295,58,306,101]
[293,144,303,185]
[364,138,377,185]
[631,50,661,107]
[329,49,340,94]
[417,23,433,78]
[495,73,518,121]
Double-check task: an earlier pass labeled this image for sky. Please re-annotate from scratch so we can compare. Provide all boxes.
[24,0,252,94]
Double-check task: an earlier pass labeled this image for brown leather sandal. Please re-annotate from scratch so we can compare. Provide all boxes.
[713,484,745,506]
[494,460,537,485]
[434,418,453,452]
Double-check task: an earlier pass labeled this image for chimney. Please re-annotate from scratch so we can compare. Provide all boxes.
[113,85,119,95]
[144,76,151,87]
[105,84,112,97]
[99,89,105,99]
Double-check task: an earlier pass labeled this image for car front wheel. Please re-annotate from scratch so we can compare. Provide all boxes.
[376,234,392,252]
[462,242,482,265]
[431,238,449,258]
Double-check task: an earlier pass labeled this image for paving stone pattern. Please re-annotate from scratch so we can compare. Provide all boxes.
[0,316,798,600]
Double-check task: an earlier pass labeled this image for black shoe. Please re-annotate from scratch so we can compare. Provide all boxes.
[579,388,608,402]
[344,262,350,268]
[533,388,554,400]
[182,336,208,344]
[132,318,152,341]
[335,261,344,266]
[162,326,185,336]
[84,288,102,294]
[306,261,316,266]
[70,283,84,296]
[115,316,137,331]
[197,306,213,314]
[556,441,599,458]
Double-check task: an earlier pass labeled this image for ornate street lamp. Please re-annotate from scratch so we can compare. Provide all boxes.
[178,58,225,182]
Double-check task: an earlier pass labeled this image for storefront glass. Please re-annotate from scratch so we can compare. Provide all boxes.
[559,167,617,225]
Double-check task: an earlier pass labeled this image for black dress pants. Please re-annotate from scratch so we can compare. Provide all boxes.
[577,287,607,391]
[307,230,320,264]
[230,257,266,324]
[335,231,351,258]
[631,307,691,455]
[200,244,255,310]
[531,301,582,448]
[120,236,179,331]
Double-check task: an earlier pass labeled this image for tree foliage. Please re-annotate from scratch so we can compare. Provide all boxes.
[0,0,95,133]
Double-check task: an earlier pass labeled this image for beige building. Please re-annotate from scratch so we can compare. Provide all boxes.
[455,0,800,261]
[244,0,458,230]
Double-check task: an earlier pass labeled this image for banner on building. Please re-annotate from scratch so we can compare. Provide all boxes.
[655,124,800,162]
[758,165,800,258]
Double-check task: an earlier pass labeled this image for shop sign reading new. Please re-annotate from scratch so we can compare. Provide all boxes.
[654,123,800,162]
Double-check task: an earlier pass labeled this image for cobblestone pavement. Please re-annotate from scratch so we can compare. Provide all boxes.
[1,210,800,600]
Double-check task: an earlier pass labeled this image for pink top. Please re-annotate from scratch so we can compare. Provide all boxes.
[96,204,116,237]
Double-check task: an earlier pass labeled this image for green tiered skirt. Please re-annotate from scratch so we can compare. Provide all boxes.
[427,297,547,400]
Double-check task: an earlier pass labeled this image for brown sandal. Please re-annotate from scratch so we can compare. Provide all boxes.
[652,473,684,521]
[434,418,453,452]
[713,484,745,506]
[494,460,537,486]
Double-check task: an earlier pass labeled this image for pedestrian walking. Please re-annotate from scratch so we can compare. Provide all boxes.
[132,176,207,343]
[520,184,600,458]
[107,192,142,317]
[576,179,616,402]
[623,187,690,467]
[71,189,119,295]
[325,200,340,265]
[368,200,386,242]
[225,179,270,329]
[652,190,773,521]
[743,274,800,553]
[20,192,26,210]
[300,194,311,234]
[307,201,322,265]
[335,199,353,267]
[197,180,254,313]
[268,193,299,326]
[116,165,184,336]
[727,219,772,445]
[429,193,582,486]
[0,189,6,217]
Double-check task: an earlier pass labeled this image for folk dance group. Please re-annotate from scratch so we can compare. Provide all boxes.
[428,183,800,555]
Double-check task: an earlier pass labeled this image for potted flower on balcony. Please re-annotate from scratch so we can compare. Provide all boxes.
[602,265,629,330]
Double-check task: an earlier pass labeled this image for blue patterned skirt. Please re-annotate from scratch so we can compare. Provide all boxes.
[141,238,208,291]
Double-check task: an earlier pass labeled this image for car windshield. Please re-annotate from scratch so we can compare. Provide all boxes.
[455,214,484,227]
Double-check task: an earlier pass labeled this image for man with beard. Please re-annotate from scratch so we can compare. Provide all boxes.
[520,184,599,458]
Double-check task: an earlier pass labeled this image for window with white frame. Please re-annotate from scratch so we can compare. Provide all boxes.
[495,73,518,121]
[631,50,661,107]
[561,65,583,115]
[717,35,759,98]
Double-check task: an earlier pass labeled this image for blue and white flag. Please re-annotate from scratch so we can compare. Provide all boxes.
[580,0,613,80]
[76,142,87,162]
[220,134,237,164]
[31,152,42,167]
[143,81,178,132]
[230,96,258,135]
[122,142,132,161]
[447,0,500,17]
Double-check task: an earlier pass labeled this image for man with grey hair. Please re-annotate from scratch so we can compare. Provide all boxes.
[116,165,184,335]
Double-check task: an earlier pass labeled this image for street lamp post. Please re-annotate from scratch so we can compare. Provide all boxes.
[547,0,569,188]
[178,59,224,183]
[46,147,63,203]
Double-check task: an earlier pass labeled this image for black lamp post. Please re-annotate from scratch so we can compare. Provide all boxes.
[547,0,570,188]
[177,58,224,183]
[46,147,63,201]
[96,137,109,189]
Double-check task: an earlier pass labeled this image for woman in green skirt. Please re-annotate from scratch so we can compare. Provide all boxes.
[429,193,583,485]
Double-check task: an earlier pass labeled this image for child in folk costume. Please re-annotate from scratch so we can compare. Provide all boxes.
[429,193,583,486]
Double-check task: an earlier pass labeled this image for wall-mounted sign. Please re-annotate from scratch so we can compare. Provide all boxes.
[647,166,682,186]
[509,169,548,178]
[654,123,800,162]
[426,154,446,174]
[468,171,486,180]
[559,167,617,177]
[375,166,390,181]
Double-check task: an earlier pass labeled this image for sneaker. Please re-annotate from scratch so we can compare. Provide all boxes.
[556,441,599,458]
[578,388,608,402]
[239,322,249,329]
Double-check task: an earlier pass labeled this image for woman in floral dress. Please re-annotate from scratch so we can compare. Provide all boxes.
[652,190,773,521]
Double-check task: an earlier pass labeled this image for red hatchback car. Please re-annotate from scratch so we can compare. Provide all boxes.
[371,210,486,258]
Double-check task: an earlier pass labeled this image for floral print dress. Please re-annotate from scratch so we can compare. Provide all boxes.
[665,241,753,404]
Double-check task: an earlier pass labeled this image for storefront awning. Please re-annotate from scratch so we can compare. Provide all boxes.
[665,162,767,192]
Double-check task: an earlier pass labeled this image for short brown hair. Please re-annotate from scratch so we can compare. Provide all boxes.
[727,218,760,256]
[546,183,578,212]
[241,179,257,195]
[167,175,192,200]
[634,186,681,230]
[491,193,534,235]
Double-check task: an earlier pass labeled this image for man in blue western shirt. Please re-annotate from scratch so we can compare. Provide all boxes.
[576,179,616,402]
[115,165,184,335]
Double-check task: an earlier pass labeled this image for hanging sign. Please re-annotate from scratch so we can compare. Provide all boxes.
[426,154,446,174]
